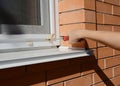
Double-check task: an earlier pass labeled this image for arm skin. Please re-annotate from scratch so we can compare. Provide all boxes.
[69,30,120,50]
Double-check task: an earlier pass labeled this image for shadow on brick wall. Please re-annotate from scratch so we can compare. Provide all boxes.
[46,56,114,86]
[0,40,115,86]
[46,39,114,86]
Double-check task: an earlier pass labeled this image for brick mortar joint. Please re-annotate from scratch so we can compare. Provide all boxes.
[96,0,120,7]
[59,8,95,14]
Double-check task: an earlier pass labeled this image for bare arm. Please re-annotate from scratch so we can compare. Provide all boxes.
[69,30,120,50]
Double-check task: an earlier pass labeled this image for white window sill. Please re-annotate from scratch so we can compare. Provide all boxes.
[0,48,93,69]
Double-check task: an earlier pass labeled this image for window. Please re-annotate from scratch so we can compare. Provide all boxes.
[0,0,59,52]
[0,0,91,69]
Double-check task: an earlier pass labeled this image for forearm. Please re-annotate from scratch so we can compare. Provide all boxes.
[82,30,120,50]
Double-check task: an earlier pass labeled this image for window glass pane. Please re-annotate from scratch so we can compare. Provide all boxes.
[0,0,41,25]
[0,0,50,34]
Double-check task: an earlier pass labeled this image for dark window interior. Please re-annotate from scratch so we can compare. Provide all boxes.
[0,0,41,25]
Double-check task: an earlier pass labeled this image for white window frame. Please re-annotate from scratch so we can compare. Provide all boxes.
[0,0,92,70]
[0,0,60,52]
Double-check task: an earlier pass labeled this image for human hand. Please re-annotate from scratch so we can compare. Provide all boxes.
[68,30,86,43]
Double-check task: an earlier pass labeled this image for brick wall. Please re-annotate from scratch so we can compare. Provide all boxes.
[59,0,120,85]
[0,0,120,86]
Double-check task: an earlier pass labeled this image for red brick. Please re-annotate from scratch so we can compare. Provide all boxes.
[113,6,120,16]
[59,10,85,25]
[85,10,96,23]
[59,0,95,12]
[94,82,105,86]
[71,40,89,49]
[94,68,113,84]
[103,14,113,24]
[114,49,120,55]
[114,65,120,77]
[97,25,112,31]
[106,56,120,68]
[113,26,120,32]
[98,59,105,69]
[65,75,93,86]
[96,1,112,14]
[59,0,84,12]
[86,39,97,48]
[93,49,98,58]
[60,23,85,36]
[98,47,113,59]
[51,83,63,86]
[104,0,120,6]
[111,76,120,86]
[60,10,95,25]
[84,0,95,10]
[104,14,120,25]
[85,23,96,31]
[81,69,95,76]
[47,65,81,85]
[61,39,93,48]
[60,23,96,36]
[97,13,104,24]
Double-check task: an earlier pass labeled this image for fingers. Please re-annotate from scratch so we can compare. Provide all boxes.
[68,30,80,43]
[68,30,86,43]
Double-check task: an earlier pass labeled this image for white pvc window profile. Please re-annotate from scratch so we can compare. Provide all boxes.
[0,0,60,52]
[0,48,92,69]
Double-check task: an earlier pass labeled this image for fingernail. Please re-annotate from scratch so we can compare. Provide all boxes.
[63,36,69,41]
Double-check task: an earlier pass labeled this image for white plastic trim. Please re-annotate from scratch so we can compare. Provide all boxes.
[0,0,60,50]
[0,48,92,69]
